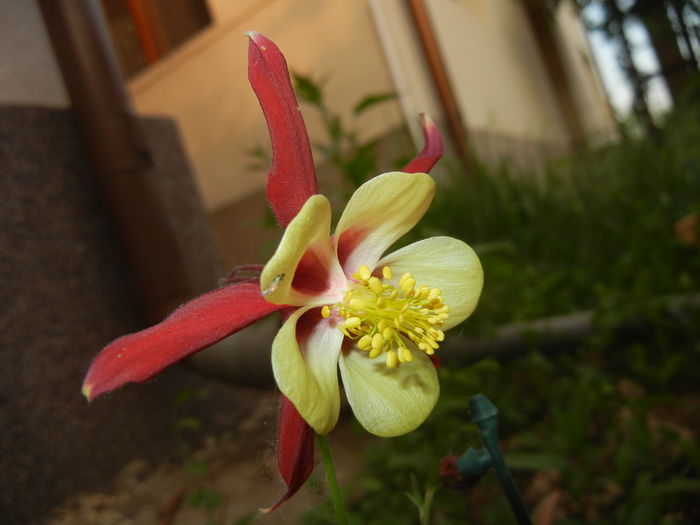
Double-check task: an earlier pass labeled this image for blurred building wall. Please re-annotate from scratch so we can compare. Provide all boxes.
[129,0,404,211]
[373,0,616,164]
[128,0,615,213]
[555,0,617,144]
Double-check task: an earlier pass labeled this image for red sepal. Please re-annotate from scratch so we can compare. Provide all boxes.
[264,395,315,512]
[82,282,284,401]
[247,32,318,228]
[402,114,444,174]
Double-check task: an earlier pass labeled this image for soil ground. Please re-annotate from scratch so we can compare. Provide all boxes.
[45,390,369,525]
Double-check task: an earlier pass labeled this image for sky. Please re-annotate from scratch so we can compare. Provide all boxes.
[583,2,673,118]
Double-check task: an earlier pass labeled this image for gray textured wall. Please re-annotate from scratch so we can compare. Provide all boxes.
[0,106,263,524]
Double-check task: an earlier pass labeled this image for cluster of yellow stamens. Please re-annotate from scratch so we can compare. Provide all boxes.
[321,264,449,368]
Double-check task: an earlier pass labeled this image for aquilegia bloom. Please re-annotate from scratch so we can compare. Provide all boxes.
[82,32,482,510]
[262,171,482,437]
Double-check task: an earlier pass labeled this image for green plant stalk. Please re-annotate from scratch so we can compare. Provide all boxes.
[317,434,349,525]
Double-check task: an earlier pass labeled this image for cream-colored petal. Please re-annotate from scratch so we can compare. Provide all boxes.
[271,306,343,435]
[338,347,439,437]
[334,172,435,275]
[378,236,483,330]
[261,195,345,306]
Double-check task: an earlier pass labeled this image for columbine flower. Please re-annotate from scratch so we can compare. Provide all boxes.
[81,32,482,511]
[261,171,482,438]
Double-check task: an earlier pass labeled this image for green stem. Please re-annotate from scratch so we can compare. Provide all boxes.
[317,434,349,525]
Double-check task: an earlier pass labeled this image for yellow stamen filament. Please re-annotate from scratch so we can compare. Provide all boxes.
[326,266,449,368]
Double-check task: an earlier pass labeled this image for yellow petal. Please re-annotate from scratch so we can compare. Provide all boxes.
[271,306,343,434]
[378,236,483,330]
[334,172,435,275]
[261,195,345,305]
[338,347,439,437]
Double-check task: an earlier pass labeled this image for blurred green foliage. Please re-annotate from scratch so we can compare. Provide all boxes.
[292,71,398,194]
[298,94,700,524]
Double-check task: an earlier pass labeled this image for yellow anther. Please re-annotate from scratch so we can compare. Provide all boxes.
[345,317,362,329]
[330,265,450,368]
[368,276,383,295]
[349,298,366,310]
[397,348,406,363]
[400,278,415,294]
[382,266,393,280]
[358,334,372,350]
[358,265,371,281]
[417,286,430,299]
[434,330,445,341]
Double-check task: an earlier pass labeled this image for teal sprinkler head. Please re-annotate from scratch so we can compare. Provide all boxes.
[441,394,533,525]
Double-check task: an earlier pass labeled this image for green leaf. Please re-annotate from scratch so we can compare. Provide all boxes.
[327,114,343,140]
[174,416,202,431]
[184,459,208,476]
[341,140,379,188]
[172,387,210,405]
[639,477,700,498]
[186,487,205,508]
[292,72,323,106]
[353,92,396,115]
[232,511,257,525]
[502,452,568,471]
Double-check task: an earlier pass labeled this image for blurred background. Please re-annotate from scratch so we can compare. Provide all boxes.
[1,0,699,523]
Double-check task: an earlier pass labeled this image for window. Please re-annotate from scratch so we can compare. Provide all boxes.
[101,0,211,78]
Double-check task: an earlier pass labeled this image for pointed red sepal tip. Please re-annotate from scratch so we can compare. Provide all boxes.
[82,282,284,401]
[402,114,444,174]
[247,31,318,228]
[263,395,315,512]
[82,382,94,402]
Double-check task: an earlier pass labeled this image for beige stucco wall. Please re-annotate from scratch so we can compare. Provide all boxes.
[129,0,404,211]
[554,0,617,141]
[428,0,570,144]
[372,0,615,162]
